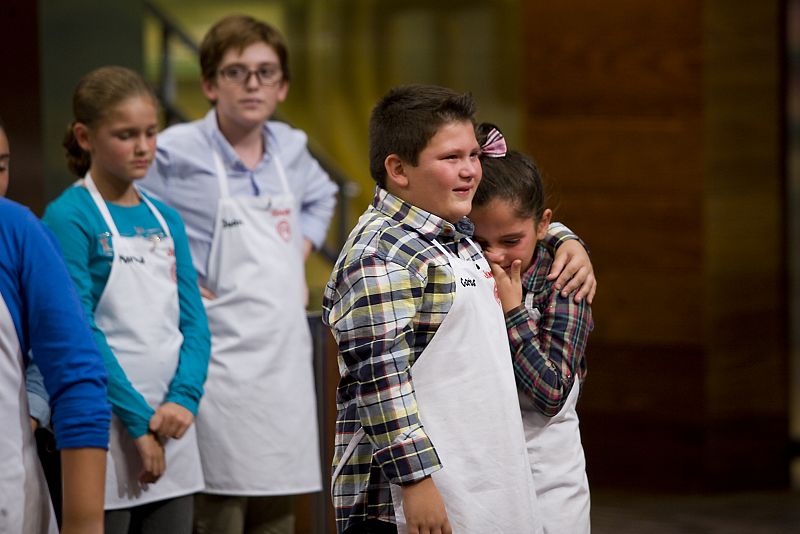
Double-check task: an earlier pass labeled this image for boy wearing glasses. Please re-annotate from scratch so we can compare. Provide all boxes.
[140,14,337,534]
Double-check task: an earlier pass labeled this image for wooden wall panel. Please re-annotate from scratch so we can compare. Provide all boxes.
[523,0,787,489]
[704,0,787,488]
[523,0,703,119]
[529,117,704,345]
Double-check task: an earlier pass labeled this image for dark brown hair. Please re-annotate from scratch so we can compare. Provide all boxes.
[474,124,546,221]
[200,15,290,83]
[368,84,476,188]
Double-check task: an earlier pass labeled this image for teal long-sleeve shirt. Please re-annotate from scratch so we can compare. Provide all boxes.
[43,183,210,439]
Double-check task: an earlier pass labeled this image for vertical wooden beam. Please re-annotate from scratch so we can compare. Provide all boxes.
[704,0,788,489]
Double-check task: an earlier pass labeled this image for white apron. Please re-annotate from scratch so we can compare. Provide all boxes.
[389,239,541,533]
[85,175,204,509]
[195,150,321,494]
[0,293,58,533]
[521,380,590,533]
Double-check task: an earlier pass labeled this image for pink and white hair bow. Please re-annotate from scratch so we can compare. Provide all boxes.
[479,125,507,158]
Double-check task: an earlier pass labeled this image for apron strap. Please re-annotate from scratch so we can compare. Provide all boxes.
[84,173,171,238]
[212,150,230,199]
[330,427,365,498]
[212,145,291,200]
[271,152,291,195]
[84,173,121,237]
[432,236,477,261]
[139,193,172,238]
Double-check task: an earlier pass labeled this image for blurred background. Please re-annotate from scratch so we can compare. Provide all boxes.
[2,0,799,531]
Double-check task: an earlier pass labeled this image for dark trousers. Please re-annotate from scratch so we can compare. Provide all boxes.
[344,519,398,534]
[104,494,194,534]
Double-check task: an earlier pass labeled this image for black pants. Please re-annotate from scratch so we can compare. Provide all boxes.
[35,427,62,526]
[345,519,398,534]
[104,495,194,534]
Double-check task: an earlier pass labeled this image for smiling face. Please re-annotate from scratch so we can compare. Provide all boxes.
[387,120,481,223]
[202,41,289,137]
[0,127,9,196]
[75,95,158,187]
[470,197,552,273]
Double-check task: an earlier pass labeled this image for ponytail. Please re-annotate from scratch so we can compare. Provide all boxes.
[65,66,157,177]
[62,123,91,177]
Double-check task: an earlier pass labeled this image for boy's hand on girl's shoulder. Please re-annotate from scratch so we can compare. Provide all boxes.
[547,239,597,304]
[402,476,452,534]
[487,256,523,314]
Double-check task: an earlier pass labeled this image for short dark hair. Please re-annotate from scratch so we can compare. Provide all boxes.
[200,14,290,83]
[368,85,476,187]
[474,123,546,221]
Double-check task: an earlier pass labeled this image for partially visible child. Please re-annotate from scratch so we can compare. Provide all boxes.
[0,118,110,534]
[43,67,210,533]
[470,124,593,534]
[1,116,65,522]
[323,85,595,534]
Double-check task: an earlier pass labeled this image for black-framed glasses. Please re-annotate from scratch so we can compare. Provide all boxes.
[218,64,283,86]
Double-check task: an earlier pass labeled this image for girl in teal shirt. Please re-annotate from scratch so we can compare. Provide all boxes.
[43,66,210,534]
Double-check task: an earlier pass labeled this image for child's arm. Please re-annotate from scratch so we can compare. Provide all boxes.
[13,206,110,531]
[291,131,339,252]
[26,358,50,430]
[61,448,105,534]
[542,222,597,303]
[153,207,211,440]
[326,256,444,484]
[489,259,569,416]
[507,279,592,416]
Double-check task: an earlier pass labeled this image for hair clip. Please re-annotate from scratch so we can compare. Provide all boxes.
[479,125,507,158]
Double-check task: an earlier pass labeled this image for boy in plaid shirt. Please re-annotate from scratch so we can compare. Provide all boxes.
[323,85,594,534]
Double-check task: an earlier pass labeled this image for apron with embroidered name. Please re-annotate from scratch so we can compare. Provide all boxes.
[85,175,204,509]
[195,150,321,494]
[0,293,57,533]
[332,237,541,532]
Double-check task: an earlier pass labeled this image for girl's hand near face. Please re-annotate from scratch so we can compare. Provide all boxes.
[486,252,523,314]
[548,239,597,304]
[134,432,165,484]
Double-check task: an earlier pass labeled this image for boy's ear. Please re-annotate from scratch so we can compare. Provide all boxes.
[201,79,218,105]
[73,123,92,152]
[384,154,409,189]
[276,80,289,103]
[536,208,553,240]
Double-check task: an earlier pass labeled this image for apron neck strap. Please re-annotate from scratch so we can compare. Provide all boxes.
[212,147,291,200]
[84,173,171,238]
[431,236,477,262]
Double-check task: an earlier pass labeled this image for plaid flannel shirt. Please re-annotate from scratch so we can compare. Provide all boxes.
[506,242,593,417]
[322,187,577,532]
